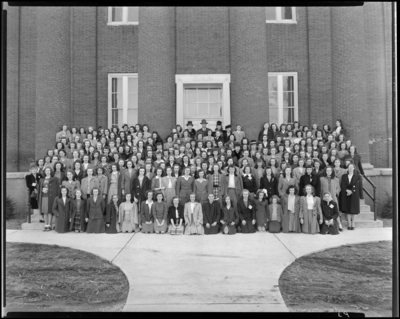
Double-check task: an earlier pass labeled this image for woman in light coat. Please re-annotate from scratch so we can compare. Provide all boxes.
[121,160,136,198]
[161,166,177,208]
[280,185,301,233]
[119,193,140,233]
[184,193,204,235]
[81,167,99,199]
[299,184,323,234]
[278,167,296,198]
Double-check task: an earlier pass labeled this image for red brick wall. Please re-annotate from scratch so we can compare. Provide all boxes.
[35,8,71,160]
[331,6,370,163]
[5,4,19,172]
[364,2,390,168]
[138,7,176,139]
[71,7,98,129]
[229,7,269,141]
[307,7,334,127]
[266,7,310,126]
[176,7,230,74]
[96,7,138,128]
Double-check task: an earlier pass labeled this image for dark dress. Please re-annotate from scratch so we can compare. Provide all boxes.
[52,197,71,233]
[202,201,221,235]
[131,176,151,213]
[86,197,106,233]
[25,173,42,209]
[221,205,239,235]
[320,200,340,235]
[298,173,318,197]
[105,202,119,234]
[69,198,87,232]
[242,175,257,194]
[340,172,363,215]
[259,176,279,202]
[237,198,256,233]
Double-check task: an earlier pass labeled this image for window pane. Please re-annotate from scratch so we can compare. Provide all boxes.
[112,78,123,93]
[128,77,138,93]
[265,7,276,20]
[281,7,293,20]
[210,103,221,117]
[269,108,279,125]
[197,89,208,102]
[283,92,294,107]
[269,91,278,108]
[111,7,123,22]
[112,109,123,126]
[198,103,209,116]
[128,109,138,126]
[112,93,123,108]
[127,7,139,22]
[185,89,197,103]
[268,76,278,92]
[128,93,138,110]
[186,103,197,117]
[209,88,221,102]
[283,108,294,124]
[283,76,294,91]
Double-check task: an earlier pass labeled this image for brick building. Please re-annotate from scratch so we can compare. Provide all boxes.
[5,4,393,172]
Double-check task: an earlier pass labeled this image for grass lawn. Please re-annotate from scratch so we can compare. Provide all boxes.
[279,240,392,317]
[5,243,129,312]
[6,209,29,230]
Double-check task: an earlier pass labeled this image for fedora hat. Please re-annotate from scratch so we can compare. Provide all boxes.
[200,119,208,124]
[216,120,222,125]
[187,121,193,126]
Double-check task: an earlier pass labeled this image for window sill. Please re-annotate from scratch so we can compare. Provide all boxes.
[107,22,139,26]
[266,21,297,24]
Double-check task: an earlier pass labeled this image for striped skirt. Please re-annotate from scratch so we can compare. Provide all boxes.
[168,224,184,235]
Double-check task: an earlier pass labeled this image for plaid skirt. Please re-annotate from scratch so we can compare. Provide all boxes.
[168,224,184,235]
[73,211,81,230]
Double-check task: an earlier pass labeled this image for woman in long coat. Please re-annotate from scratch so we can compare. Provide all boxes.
[299,184,323,234]
[254,189,269,231]
[69,189,87,232]
[107,164,121,203]
[202,193,221,235]
[26,163,42,219]
[343,146,365,176]
[259,167,279,203]
[105,194,120,233]
[81,167,99,199]
[96,166,108,201]
[161,166,177,208]
[268,195,283,233]
[237,189,256,233]
[176,167,195,205]
[37,167,60,231]
[319,166,341,206]
[121,160,136,198]
[52,186,71,233]
[152,192,169,234]
[220,196,239,235]
[292,158,306,191]
[140,190,155,233]
[168,196,185,235]
[207,164,224,208]
[298,165,317,197]
[278,167,296,198]
[280,185,301,233]
[320,191,340,235]
[85,187,106,233]
[131,166,151,214]
[221,165,244,210]
[340,163,363,230]
[119,193,139,233]
[184,193,204,235]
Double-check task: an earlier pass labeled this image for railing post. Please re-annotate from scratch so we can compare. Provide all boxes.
[27,188,31,223]
[373,186,377,221]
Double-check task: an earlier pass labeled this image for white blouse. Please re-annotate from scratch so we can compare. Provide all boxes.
[306,195,314,209]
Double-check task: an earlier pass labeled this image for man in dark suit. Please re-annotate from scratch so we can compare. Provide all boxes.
[186,121,197,139]
[196,119,212,138]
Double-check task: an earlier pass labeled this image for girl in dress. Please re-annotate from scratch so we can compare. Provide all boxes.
[220,195,239,235]
[107,164,120,203]
[254,189,268,232]
[168,196,185,235]
[69,189,87,233]
[119,193,139,233]
[161,166,177,208]
[62,170,80,199]
[176,167,194,205]
[292,158,306,191]
[194,170,208,205]
[299,184,323,234]
[38,167,60,231]
[86,187,106,233]
[278,166,296,197]
[237,189,256,234]
[140,190,155,233]
[268,195,283,233]
[242,165,257,201]
[281,185,301,233]
[152,192,169,234]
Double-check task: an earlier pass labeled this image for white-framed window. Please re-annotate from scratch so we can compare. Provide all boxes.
[108,74,138,128]
[176,74,231,131]
[268,72,298,125]
[265,7,296,23]
[108,7,139,25]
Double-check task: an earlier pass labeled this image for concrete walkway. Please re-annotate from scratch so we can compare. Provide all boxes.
[6,228,392,312]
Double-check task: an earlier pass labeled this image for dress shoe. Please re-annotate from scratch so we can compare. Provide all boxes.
[339,227,343,231]
[347,227,351,230]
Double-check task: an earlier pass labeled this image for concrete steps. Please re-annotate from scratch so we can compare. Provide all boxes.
[340,199,383,228]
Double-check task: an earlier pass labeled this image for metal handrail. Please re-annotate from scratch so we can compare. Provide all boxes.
[27,188,31,223]
[362,174,377,221]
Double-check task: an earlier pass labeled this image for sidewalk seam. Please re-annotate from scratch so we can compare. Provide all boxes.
[273,234,297,260]
[111,232,137,263]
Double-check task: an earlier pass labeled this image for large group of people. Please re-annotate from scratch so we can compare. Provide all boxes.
[25,119,365,235]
